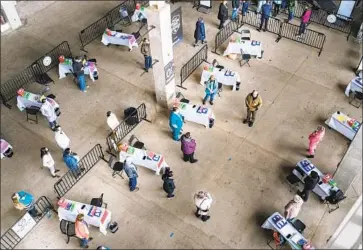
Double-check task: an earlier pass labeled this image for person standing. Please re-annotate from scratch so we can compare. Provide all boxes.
[124,157,139,192]
[241,0,250,16]
[73,56,87,92]
[162,168,176,199]
[307,126,325,158]
[12,191,42,218]
[40,96,60,130]
[284,195,304,222]
[203,75,218,105]
[273,0,282,16]
[218,1,228,29]
[63,148,84,178]
[169,107,184,141]
[231,0,240,21]
[40,147,60,178]
[54,126,70,151]
[256,0,266,13]
[297,171,320,202]
[194,191,213,222]
[243,90,263,127]
[106,111,120,131]
[257,1,272,32]
[141,38,152,72]
[75,213,93,248]
[181,132,198,163]
[296,5,312,38]
[194,17,206,47]
[287,0,296,23]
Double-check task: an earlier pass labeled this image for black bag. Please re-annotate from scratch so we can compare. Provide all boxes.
[55,107,61,116]
[124,107,138,126]
[108,221,119,233]
[326,190,346,204]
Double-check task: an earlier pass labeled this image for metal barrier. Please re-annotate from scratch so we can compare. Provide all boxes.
[1,41,72,108]
[1,196,55,250]
[54,144,107,199]
[106,103,151,155]
[213,20,239,55]
[178,44,208,90]
[240,11,281,35]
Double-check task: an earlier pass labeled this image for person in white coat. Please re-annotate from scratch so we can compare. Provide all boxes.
[284,195,304,222]
[40,147,60,178]
[106,111,120,131]
[194,191,213,222]
[54,126,70,151]
[39,96,60,130]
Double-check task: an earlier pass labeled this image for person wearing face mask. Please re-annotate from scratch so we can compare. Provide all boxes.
[63,148,84,178]
[169,107,184,141]
[141,38,152,72]
[243,90,263,127]
[40,147,60,178]
[257,1,272,32]
[54,126,70,151]
[194,191,213,222]
[73,56,87,92]
[194,17,206,47]
[39,95,60,131]
[203,75,218,105]
[218,1,229,29]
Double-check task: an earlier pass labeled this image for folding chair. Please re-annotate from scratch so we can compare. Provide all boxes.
[129,134,146,149]
[25,106,40,124]
[240,49,251,67]
[108,155,124,178]
[349,91,363,108]
[90,193,108,209]
[284,173,301,193]
[59,220,78,244]
[241,29,251,40]
[217,82,223,97]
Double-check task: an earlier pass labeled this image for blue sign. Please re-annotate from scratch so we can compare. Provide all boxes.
[301,160,315,172]
[224,70,235,77]
[251,40,261,46]
[271,214,288,230]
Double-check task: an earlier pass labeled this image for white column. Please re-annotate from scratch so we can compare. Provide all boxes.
[147,1,176,109]
[1,1,22,30]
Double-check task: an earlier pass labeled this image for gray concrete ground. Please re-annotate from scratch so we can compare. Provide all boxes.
[1,1,362,249]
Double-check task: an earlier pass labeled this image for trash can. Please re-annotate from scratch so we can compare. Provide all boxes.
[124,107,138,125]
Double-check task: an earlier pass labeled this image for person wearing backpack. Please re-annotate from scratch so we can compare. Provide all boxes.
[162,168,175,199]
[63,148,84,178]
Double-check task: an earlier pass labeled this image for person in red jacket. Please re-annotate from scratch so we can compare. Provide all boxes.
[307,126,325,158]
[296,5,311,38]
[181,132,198,163]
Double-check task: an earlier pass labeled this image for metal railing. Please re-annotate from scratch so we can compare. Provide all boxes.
[240,11,281,35]
[1,41,72,108]
[1,196,55,250]
[106,103,150,155]
[213,20,239,55]
[54,144,107,199]
[178,44,208,89]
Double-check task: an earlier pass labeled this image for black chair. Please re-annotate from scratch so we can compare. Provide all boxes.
[108,155,124,178]
[285,173,301,193]
[31,63,54,86]
[349,91,363,108]
[25,106,40,124]
[176,92,189,103]
[240,49,251,67]
[324,189,346,213]
[60,220,77,244]
[129,134,146,149]
[217,82,223,97]
[292,219,306,233]
[90,193,108,209]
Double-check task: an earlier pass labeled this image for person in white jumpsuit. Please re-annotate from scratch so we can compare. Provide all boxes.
[40,147,60,178]
[106,111,120,131]
[194,191,213,222]
[54,126,70,151]
[40,97,59,130]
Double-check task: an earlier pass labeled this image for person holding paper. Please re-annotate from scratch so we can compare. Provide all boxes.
[141,38,152,72]
[40,96,60,130]
[169,107,184,141]
[203,75,218,105]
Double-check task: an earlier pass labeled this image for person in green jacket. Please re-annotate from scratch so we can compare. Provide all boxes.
[287,0,296,22]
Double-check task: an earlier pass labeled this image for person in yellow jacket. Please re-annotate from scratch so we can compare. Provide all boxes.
[75,213,93,248]
[243,90,262,127]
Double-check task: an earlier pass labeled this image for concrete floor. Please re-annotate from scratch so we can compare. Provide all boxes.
[1,1,362,249]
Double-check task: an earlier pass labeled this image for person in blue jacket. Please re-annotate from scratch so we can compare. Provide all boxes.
[12,191,42,218]
[203,75,218,105]
[169,107,184,141]
[241,0,250,16]
[194,17,206,47]
[63,148,84,178]
[257,1,272,32]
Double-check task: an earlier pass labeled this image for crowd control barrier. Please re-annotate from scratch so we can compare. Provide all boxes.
[0,196,55,249]
[0,41,72,108]
[54,144,107,199]
[106,103,151,155]
[178,44,208,90]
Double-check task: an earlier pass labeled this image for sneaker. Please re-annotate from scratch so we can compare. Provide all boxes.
[202,100,206,105]
[210,101,214,105]
[243,119,248,124]
[82,90,87,93]
[84,246,89,249]
[201,215,210,222]
[257,28,261,32]
[167,194,175,199]
[53,175,60,178]
[89,237,93,241]
[263,29,266,32]
[87,85,90,88]
[307,155,314,158]
[248,121,253,127]
[195,212,201,218]
[190,159,198,163]
[55,169,60,173]
[131,187,140,192]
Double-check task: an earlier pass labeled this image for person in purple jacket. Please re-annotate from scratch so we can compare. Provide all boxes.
[180,132,198,163]
[296,5,312,38]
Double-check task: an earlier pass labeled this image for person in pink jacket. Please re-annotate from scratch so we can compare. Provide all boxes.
[307,126,325,158]
[297,5,312,38]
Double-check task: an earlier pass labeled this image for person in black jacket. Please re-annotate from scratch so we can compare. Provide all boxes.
[298,171,320,202]
[218,1,228,29]
[162,168,175,199]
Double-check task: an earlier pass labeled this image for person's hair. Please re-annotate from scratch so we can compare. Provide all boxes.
[106,111,111,117]
[75,56,82,61]
[310,171,319,179]
[197,191,206,199]
[40,147,48,158]
[168,171,174,177]
[76,213,84,221]
[185,132,191,137]
[64,148,71,155]
[11,193,18,202]
[173,107,178,112]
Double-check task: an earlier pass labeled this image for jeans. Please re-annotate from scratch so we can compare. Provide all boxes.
[288,10,294,21]
[80,238,89,248]
[259,16,269,30]
[183,153,195,162]
[298,22,306,35]
[172,128,181,141]
[246,109,257,122]
[242,4,249,16]
[144,56,152,71]
[273,4,280,16]
[77,75,86,91]
[28,206,40,218]
[129,176,137,191]
[203,93,215,103]
[48,120,57,129]
[71,168,81,179]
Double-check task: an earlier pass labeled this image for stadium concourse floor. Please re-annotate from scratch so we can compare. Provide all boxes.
[1,1,361,249]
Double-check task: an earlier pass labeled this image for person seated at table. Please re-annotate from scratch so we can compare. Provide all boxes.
[194,17,206,47]
[106,111,120,131]
[307,126,325,158]
[73,56,87,93]
[12,191,42,218]
[124,157,139,192]
[75,213,93,248]
[284,195,304,222]
[63,148,84,178]
[54,126,70,151]
[243,90,263,127]
[181,132,198,163]
[141,38,152,73]
[257,1,272,32]
[297,171,320,202]
[169,107,184,141]
[40,96,60,131]
[203,75,218,105]
[162,168,176,199]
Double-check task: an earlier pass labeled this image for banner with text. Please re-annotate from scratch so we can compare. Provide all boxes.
[171,7,183,46]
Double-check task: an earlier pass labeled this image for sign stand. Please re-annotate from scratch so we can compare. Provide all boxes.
[193,0,212,14]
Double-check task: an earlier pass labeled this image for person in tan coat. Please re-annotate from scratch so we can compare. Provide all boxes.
[141,38,152,72]
[243,90,263,127]
[284,195,304,222]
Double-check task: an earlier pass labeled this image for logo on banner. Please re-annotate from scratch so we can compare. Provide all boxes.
[164,60,175,85]
[171,7,183,46]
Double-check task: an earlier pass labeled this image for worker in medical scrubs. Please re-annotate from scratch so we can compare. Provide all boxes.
[169,107,184,141]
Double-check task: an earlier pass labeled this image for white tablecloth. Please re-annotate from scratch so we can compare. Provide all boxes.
[101,32,138,50]
[345,76,362,97]
[1,139,12,159]
[118,144,168,175]
[178,102,215,128]
[200,64,241,91]
[57,198,112,235]
[131,9,147,22]
[262,212,314,249]
[16,92,42,111]
[325,111,360,140]
[293,159,340,199]
[58,61,97,82]
[223,40,263,58]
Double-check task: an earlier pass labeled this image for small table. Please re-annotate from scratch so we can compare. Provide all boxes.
[325,111,361,140]
[178,102,215,128]
[58,59,98,82]
[118,144,168,175]
[101,31,138,51]
[57,198,112,235]
[292,159,340,200]
[223,39,263,58]
[345,76,362,97]
[200,64,241,91]
[261,212,314,249]
[16,91,42,111]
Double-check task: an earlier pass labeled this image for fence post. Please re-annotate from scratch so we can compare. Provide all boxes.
[275,22,283,43]
[212,30,220,55]
[318,34,326,57]
[79,31,88,53]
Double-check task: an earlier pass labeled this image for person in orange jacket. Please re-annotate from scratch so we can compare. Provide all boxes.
[307,126,325,158]
[75,213,93,248]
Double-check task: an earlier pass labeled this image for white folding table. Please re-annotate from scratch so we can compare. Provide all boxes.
[325,111,361,140]
[200,64,241,91]
[178,102,215,128]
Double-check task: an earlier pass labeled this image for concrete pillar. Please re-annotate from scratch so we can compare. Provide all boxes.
[1,1,22,30]
[147,1,176,109]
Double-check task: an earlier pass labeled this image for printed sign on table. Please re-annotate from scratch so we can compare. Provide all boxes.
[12,212,37,239]
[301,159,315,173]
[271,213,288,230]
